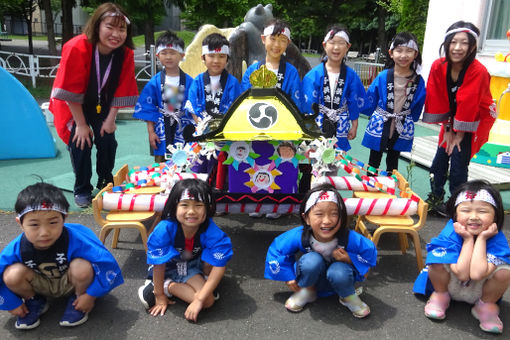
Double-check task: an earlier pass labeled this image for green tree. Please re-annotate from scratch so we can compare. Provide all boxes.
[397,0,428,47]
[180,0,253,29]
[1,0,38,54]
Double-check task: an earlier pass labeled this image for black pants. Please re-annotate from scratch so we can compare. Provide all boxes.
[368,128,400,172]
[68,119,117,196]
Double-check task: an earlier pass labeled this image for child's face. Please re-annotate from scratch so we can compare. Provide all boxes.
[17,210,65,250]
[448,32,472,66]
[176,200,206,232]
[97,16,127,54]
[323,36,350,64]
[389,46,417,71]
[303,201,341,243]
[158,49,184,73]
[455,200,496,236]
[261,34,290,61]
[203,53,228,76]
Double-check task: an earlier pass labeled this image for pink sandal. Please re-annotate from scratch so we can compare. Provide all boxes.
[424,292,450,320]
[471,299,503,334]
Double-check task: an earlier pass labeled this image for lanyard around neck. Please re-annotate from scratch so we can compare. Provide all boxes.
[95,47,113,113]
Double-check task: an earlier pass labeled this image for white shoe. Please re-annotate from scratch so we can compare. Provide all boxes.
[285,288,317,312]
[266,213,281,219]
[249,212,263,218]
[339,294,370,318]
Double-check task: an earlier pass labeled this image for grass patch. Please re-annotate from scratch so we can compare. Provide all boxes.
[19,77,53,101]
[6,34,51,41]
[133,30,197,48]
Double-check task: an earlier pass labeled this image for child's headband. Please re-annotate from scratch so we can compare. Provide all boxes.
[17,203,68,219]
[156,43,184,55]
[304,190,338,213]
[101,11,130,25]
[454,189,497,208]
[263,25,291,40]
[445,27,478,40]
[390,39,419,52]
[323,30,350,44]
[202,45,230,56]
[180,189,204,202]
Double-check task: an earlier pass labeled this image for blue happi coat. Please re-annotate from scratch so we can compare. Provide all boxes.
[302,63,366,151]
[265,226,377,295]
[147,218,233,267]
[0,223,124,311]
[133,70,194,155]
[362,69,425,152]
[186,72,241,119]
[413,219,510,296]
[241,61,302,109]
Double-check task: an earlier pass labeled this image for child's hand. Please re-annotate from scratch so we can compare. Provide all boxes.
[333,247,352,264]
[9,303,28,317]
[453,222,472,239]
[149,294,174,317]
[347,126,357,140]
[73,293,96,313]
[479,222,498,240]
[286,280,300,292]
[184,298,204,322]
[148,131,160,149]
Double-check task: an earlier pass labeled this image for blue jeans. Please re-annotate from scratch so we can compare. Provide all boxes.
[429,133,472,198]
[296,252,355,298]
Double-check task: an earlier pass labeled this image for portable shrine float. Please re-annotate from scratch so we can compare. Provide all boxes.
[102,67,420,217]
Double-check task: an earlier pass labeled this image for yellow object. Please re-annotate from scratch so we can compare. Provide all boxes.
[495,52,505,62]
[92,165,157,252]
[354,171,428,272]
[250,65,277,88]
[488,75,510,146]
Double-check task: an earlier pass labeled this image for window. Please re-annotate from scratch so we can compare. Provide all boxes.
[481,0,510,55]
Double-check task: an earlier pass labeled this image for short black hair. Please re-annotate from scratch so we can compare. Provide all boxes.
[15,183,69,223]
[156,30,184,51]
[202,33,229,51]
[446,180,504,230]
[321,24,350,62]
[440,21,479,67]
[300,183,348,239]
[161,179,215,230]
[386,31,422,71]
[264,19,291,37]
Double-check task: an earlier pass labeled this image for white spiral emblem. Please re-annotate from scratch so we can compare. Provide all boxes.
[268,260,280,274]
[432,247,447,257]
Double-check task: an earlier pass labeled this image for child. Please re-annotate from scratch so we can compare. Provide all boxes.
[302,25,366,152]
[49,2,138,207]
[138,179,233,322]
[361,32,426,172]
[186,33,241,174]
[413,180,510,334]
[264,184,377,317]
[134,31,193,163]
[0,183,123,329]
[422,22,495,216]
[241,19,301,108]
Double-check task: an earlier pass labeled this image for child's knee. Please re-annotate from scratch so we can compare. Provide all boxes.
[327,262,354,286]
[68,258,93,282]
[492,269,510,286]
[3,263,32,287]
[299,252,325,272]
[428,263,446,273]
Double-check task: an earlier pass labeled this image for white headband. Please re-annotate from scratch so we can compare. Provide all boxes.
[102,11,130,25]
[156,44,184,55]
[263,25,291,40]
[180,189,204,202]
[304,190,338,213]
[455,189,497,208]
[390,40,419,52]
[17,203,68,219]
[202,45,230,56]
[445,27,478,40]
[323,30,350,44]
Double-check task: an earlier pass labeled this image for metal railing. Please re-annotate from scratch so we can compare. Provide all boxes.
[346,60,385,89]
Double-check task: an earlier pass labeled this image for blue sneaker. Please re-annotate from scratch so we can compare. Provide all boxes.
[59,295,88,327]
[74,194,91,208]
[15,295,49,330]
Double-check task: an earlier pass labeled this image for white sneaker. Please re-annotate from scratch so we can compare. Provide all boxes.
[285,288,317,312]
[339,294,370,318]
[249,212,263,218]
[266,213,282,219]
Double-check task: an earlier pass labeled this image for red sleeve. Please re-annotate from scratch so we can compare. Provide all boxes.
[111,47,138,108]
[423,58,450,124]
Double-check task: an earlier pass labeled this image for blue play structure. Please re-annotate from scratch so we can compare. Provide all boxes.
[0,66,56,160]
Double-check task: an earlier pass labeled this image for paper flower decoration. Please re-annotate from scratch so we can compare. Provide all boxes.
[166,143,192,168]
[303,137,340,176]
[221,141,260,170]
[244,161,282,193]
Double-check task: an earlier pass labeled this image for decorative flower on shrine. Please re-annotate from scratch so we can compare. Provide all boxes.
[244,161,282,193]
[221,141,260,170]
[268,141,304,168]
[166,143,193,168]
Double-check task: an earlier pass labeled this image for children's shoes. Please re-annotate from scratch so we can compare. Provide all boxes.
[424,291,450,320]
[15,295,49,330]
[339,293,370,318]
[285,288,317,312]
[59,295,88,327]
[471,299,503,334]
